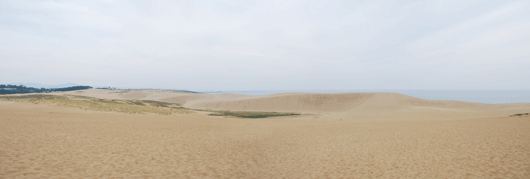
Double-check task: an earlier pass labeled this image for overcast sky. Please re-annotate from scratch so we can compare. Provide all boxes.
[1,0,529,90]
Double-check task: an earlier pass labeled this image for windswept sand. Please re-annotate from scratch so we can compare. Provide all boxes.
[1,89,530,178]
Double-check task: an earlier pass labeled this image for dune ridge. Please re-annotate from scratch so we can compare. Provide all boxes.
[181,92,530,120]
[47,89,530,121]
[182,93,375,112]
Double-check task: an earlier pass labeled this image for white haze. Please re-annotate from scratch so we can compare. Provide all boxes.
[1,0,529,90]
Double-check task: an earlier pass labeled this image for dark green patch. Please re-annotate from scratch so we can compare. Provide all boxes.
[209,111,300,118]
[509,113,529,117]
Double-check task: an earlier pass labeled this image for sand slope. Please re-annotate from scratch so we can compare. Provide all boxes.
[3,89,530,178]
[183,92,375,112]
[1,101,530,178]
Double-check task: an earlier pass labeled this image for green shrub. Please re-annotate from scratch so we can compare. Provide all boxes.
[509,113,529,117]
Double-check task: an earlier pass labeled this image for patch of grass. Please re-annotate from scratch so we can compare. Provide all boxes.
[509,113,529,117]
[0,94,67,100]
[189,108,217,112]
[97,99,122,104]
[209,111,300,118]
[127,100,145,106]
[68,95,96,100]
[141,100,177,107]
[170,107,193,114]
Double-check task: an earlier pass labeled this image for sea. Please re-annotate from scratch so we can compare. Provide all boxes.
[203,90,530,104]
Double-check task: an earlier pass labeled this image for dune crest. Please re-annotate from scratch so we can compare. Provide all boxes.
[184,93,375,112]
[52,89,530,121]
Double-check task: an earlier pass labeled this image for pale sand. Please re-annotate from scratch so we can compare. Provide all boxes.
[1,89,530,178]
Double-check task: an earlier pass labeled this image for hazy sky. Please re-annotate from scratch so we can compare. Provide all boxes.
[1,0,529,90]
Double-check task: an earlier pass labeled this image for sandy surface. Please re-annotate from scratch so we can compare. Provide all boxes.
[1,89,530,178]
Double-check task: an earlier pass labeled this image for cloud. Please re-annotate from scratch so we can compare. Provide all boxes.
[407,1,530,62]
[0,0,529,90]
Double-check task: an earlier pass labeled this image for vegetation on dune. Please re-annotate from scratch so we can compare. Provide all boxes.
[0,94,301,118]
[209,111,300,118]
[509,113,529,117]
[128,100,146,106]
[0,94,192,115]
[0,94,67,100]
[140,100,176,107]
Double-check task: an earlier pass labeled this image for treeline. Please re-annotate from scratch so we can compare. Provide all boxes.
[0,84,92,95]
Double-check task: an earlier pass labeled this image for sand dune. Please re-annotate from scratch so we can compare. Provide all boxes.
[183,92,375,113]
[49,89,530,121]
[2,89,530,178]
[181,91,530,121]
[56,89,530,117]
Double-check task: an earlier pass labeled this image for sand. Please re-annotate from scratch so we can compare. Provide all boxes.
[1,89,530,178]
